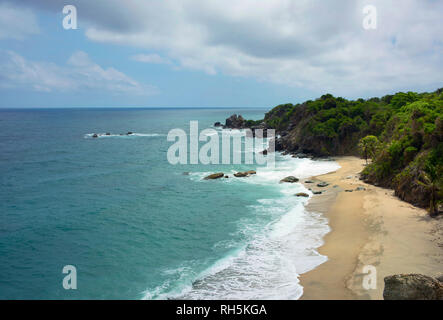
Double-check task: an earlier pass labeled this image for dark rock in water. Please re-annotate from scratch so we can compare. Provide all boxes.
[182,172,190,176]
[92,134,98,138]
[224,114,246,129]
[214,122,222,127]
[224,175,229,178]
[280,176,299,183]
[105,133,111,136]
[127,132,133,135]
[317,182,329,187]
[234,172,248,178]
[203,173,224,180]
[260,149,268,155]
[234,170,256,178]
[295,153,309,159]
[295,192,309,197]
[313,191,322,195]
[383,274,443,300]
[304,180,314,184]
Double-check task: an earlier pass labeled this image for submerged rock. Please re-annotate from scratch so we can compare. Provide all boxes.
[127,131,133,135]
[92,134,98,138]
[280,176,299,183]
[203,173,224,180]
[295,192,309,197]
[105,133,111,136]
[383,274,443,300]
[317,182,329,187]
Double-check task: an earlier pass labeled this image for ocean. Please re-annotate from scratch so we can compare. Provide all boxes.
[0,108,340,299]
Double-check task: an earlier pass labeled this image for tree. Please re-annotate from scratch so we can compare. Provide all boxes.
[358,135,380,164]
[416,163,441,217]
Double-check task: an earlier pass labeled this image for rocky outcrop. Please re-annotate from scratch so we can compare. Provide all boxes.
[224,114,246,129]
[383,274,443,300]
[203,173,225,180]
[214,122,222,127]
[280,176,299,183]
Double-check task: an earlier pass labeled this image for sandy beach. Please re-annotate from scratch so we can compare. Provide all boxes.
[300,156,443,300]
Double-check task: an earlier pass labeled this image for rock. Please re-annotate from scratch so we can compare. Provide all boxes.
[260,149,268,155]
[127,131,133,135]
[224,175,229,178]
[317,182,329,187]
[280,176,299,183]
[345,189,354,192]
[92,134,98,138]
[204,173,224,180]
[295,192,309,197]
[105,133,111,136]
[234,172,249,178]
[436,275,443,283]
[333,185,339,188]
[234,170,256,178]
[313,191,322,194]
[355,186,366,191]
[304,180,314,184]
[214,122,222,127]
[383,274,443,300]
[224,114,246,129]
[182,172,190,176]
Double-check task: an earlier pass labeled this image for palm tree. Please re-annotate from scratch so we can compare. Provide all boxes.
[416,163,441,217]
[358,135,380,165]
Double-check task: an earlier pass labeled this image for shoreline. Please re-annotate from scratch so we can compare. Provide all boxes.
[299,156,442,300]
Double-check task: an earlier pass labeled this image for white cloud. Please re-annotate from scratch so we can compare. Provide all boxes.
[0,2,39,40]
[0,50,157,95]
[131,54,172,65]
[11,0,443,97]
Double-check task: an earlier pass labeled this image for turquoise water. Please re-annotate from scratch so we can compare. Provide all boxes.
[0,108,339,299]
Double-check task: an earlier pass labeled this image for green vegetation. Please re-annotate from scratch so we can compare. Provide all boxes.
[254,88,443,215]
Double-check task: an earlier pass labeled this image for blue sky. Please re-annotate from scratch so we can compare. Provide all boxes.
[0,0,442,108]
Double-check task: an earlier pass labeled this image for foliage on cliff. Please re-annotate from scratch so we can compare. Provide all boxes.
[252,89,443,211]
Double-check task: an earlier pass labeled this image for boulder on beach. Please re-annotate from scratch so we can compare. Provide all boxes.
[203,173,225,180]
[345,189,354,192]
[295,192,309,197]
[317,182,329,187]
[383,274,443,300]
[280,176,299,183]
[304,180,314,184]
[313,191,322,194]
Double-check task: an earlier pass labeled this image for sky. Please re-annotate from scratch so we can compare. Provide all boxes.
[0,0,442,108]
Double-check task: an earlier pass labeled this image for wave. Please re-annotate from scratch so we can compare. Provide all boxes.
[142,154,340,300]
[84,133,164,139]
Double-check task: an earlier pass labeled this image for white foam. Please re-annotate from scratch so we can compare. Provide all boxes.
[84,132,163,139]
[143,154,339,300]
